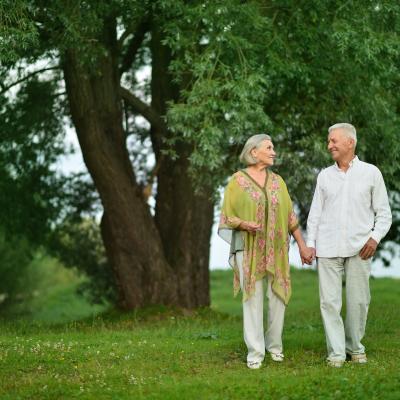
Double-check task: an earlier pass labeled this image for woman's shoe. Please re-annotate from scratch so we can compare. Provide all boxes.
[247,361,262,369]
[270,353,284,362]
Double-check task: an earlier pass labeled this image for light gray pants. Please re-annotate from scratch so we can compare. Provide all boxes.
[236,251,286,363]
[318,255,371,361]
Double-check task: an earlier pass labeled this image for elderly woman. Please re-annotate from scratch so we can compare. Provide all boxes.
[218,134,313,369]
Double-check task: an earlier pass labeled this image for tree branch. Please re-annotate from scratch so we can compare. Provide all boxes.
[119,86,166,133]
[0,66,60,95]
[119,19,150,75]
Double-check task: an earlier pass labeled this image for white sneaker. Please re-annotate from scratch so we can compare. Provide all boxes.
[247,361,262,369]
[351,354,367,364]
[270,353,284,362]
[327,359,344,368]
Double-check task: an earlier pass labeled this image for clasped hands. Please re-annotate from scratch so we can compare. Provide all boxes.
[299,246,315,265]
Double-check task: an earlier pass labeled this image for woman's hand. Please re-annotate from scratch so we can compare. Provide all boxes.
[239,221,261,235]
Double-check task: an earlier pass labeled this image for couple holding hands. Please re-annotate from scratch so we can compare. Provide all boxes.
[218,123,392,369]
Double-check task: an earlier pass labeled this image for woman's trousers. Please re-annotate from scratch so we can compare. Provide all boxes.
[236,251,286,364]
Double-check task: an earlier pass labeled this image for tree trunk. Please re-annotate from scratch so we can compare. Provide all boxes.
[62,21,178,309]
[151,24,215,308]
[62,18,214,310]
[156,158,214,308]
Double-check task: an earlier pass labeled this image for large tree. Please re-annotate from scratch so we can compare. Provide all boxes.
[1,0,229,309]
[1,0,399,309]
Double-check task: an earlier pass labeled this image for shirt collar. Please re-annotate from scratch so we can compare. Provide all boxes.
[334,155,359,171]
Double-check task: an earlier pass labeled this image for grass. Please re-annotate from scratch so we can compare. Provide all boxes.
[0,268,399,399]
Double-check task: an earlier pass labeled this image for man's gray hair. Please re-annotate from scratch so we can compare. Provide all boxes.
[239,134,272,165]
[328,122,357,147]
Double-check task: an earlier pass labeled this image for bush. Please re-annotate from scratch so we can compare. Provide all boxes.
[0,229,34,311]
[47,217,116,305]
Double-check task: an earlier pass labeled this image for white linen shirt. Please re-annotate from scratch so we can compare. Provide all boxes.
[306,156,392,258]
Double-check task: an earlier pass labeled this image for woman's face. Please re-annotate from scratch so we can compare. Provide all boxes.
[251,139,276,167]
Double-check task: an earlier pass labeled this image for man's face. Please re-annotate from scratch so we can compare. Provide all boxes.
[327,129,354,162]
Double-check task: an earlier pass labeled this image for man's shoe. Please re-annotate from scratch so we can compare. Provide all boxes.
[247,361,262,369]
[270,353,284,362]
[327,359,344,368]
[351,354,367,364]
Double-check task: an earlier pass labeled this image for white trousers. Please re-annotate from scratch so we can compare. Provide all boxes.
[236,251,286,363]
[318,255,371,361]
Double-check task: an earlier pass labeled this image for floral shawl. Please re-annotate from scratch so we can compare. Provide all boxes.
[218,170,299,305]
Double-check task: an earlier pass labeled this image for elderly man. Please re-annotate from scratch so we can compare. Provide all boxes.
[307,123,392,367]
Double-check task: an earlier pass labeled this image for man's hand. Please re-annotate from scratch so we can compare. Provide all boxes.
[359,238,378,260]
[239,221,261,235]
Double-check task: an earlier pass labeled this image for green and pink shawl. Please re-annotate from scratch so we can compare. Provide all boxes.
[218,170,299,305]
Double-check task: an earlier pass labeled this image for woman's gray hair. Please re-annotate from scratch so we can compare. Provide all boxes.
[239,134,272,165]
[328,123,357,147]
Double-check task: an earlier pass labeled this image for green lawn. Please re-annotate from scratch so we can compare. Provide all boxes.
[1,268,399,399]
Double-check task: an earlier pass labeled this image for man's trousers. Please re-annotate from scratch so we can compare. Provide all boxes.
[318,255,371,362]
[236,251,286,364]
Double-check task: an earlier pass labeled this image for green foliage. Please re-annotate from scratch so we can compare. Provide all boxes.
[163,0,400,249]
[0,230,100,317]
[0,229,33,310]
[0,77,66,243]
[45,173,115,304]
[0,250,107,321]
[48,216,115,305]
[257,0,400,209]
[0,269,399,398]
[165,1,273,183]
[0,0,39,63]
[48,218,116,304]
